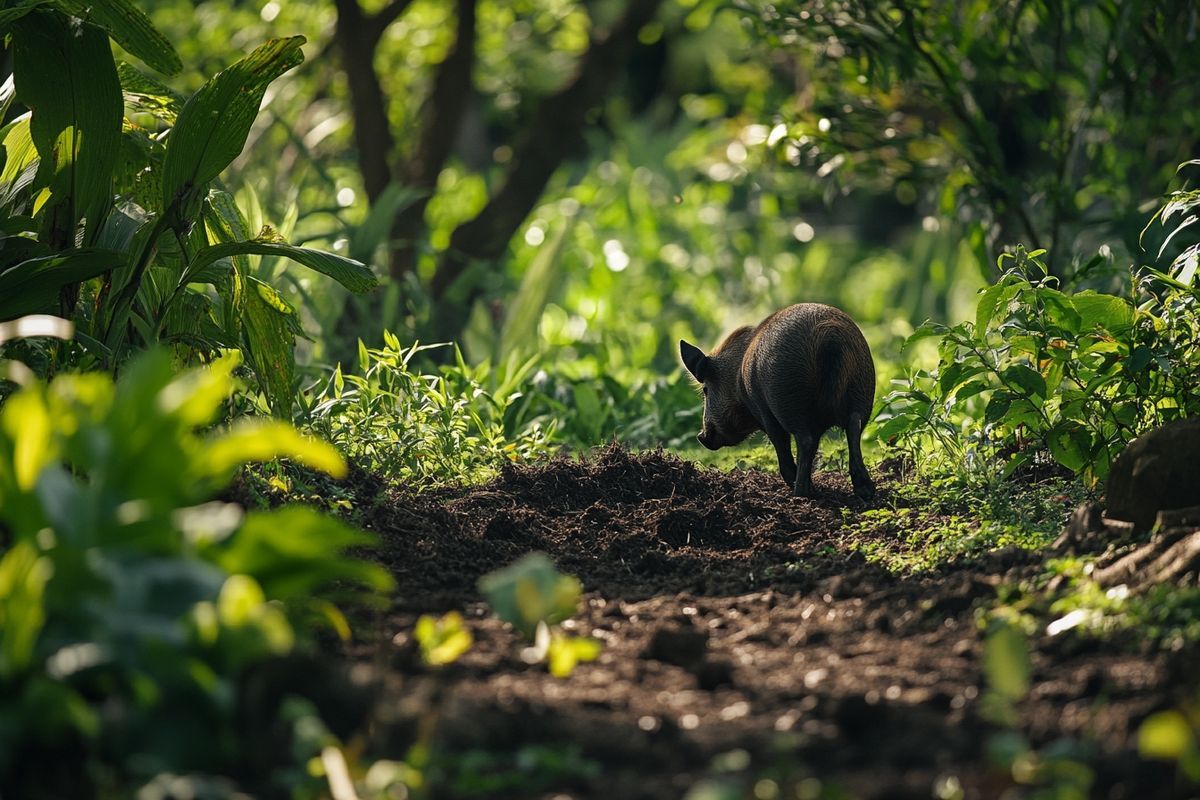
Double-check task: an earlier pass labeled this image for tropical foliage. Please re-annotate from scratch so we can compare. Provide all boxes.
[0,2,375,414]
[0,346,392,796]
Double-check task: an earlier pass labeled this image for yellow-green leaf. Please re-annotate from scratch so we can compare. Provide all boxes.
[201,420,346,481]
[1139,711,1195,760]
[547,633,602,678]
[414,611,473,666]
[984,622,1030,702]
[1,389,53,491]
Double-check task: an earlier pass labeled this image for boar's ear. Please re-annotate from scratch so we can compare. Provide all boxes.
[680,340,709,382]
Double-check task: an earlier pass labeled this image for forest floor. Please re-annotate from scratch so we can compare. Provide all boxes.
[338,446,1194,799]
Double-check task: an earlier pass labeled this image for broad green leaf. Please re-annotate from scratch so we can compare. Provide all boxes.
[1070,291,1133,334]
[156,351,239,426]
[201,419,346,481]
[0,114,39,207]
[1047,422,1090,472]
[975,281,1016,337]
[984,622,1030,702]
[0,543,51,679]
[874,412,919,443]
[116,61,182,124]
[901,322,943,349]
[1005,397,1042,428]
[938,362,986,395]
[217,574,267,625]
[1000,364,1046,399]
[953,379,992,402]
[116,61,183,103]
[240,277,296,417]
[1,389,54,491]
[159,290,231,353]
[206,507,393,601]
[1038,288,1081,334]
[1126,345,1153,374]
[984,392,1013,424]
[0,250,125,321]
[161,37,305,217]
[12,10,122,244]
[182,239,377,294]
[54,0,181,75]
[203,189,253,245]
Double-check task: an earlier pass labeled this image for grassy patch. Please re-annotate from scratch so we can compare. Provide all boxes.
[992,557,1200,648]
[846,474,1085,573]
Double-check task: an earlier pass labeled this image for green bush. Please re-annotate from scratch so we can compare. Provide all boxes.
[0,4,376,414]
[298,334,556,486]
[877,245,1200,484]
[0,348,392,795]
[296,330,710,486]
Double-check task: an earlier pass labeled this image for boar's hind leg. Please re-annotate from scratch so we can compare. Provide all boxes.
[762,417,797,487]
[792,428,817,498]
[847,412,875,499]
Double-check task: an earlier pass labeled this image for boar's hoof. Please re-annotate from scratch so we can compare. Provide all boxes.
[853,480,876,500]
[791,481,816,498]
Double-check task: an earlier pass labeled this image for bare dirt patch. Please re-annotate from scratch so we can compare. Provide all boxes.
[353,445,1193,799]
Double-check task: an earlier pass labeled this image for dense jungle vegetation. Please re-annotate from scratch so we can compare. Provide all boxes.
[2,1,1200,798]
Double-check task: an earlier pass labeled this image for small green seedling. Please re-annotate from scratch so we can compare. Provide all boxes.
[1139,707,1200,782]
[414,611,473,666]
[478,552,601,677]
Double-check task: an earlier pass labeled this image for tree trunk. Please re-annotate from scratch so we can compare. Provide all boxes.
[426,0,665,342]
[389,0,479,280]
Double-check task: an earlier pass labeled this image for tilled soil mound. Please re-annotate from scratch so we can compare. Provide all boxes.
[357,445,1191,799]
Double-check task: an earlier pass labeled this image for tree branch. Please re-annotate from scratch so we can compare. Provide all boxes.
[429,0,664,300]
[365,0,417,48]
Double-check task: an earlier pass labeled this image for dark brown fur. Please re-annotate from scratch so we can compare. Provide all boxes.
[681,303,875,498]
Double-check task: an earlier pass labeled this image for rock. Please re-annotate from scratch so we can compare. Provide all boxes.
[1106,418,1200,533]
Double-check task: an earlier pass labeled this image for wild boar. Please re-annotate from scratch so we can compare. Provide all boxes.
[680,303,875,499]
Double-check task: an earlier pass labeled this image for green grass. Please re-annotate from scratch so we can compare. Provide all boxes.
[845,473,1086,573]
[989,556,1200,648]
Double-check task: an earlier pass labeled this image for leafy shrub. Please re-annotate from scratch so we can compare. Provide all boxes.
[298,334,555,485]
[0,349,392,795]
[298,328,707,486]
[877,245,1200,483]
[0,4,375,414]
[519,365,702,451]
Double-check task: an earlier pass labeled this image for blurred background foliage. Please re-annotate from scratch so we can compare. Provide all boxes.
[132,0,1200,414]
